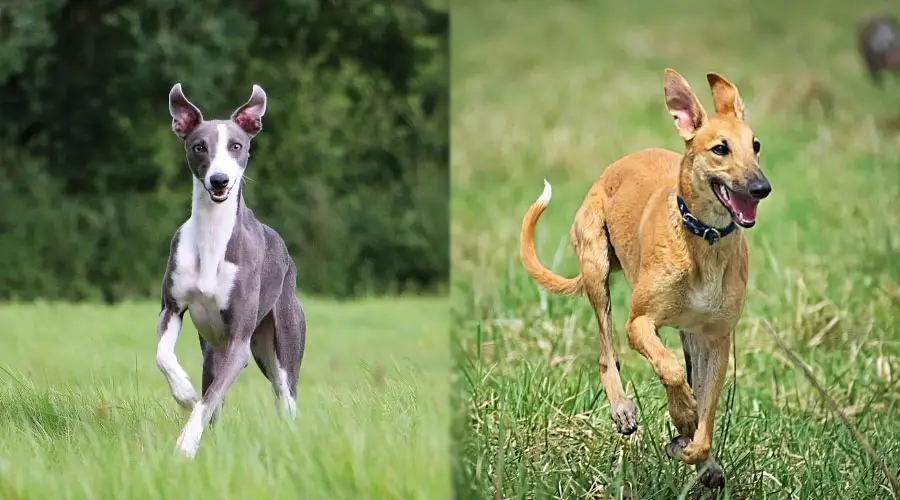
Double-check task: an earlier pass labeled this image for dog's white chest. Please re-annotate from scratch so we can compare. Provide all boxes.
[686,276,724,312]
[676,272,731,332]
[170,218,239,345]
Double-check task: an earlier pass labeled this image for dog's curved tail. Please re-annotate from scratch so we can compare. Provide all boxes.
[519,179,583,296]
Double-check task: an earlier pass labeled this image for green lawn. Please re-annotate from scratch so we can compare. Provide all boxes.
[451,1,900,498]
[0,296,448,499]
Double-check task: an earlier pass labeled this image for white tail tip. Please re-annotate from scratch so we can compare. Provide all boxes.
[536,179,552,206]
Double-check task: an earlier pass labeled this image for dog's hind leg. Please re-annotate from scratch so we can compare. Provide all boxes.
[249,312,276,382]
[251,306,300,420]
[575,212,636,435]
[254,275,305,419]
[274,277,306,418]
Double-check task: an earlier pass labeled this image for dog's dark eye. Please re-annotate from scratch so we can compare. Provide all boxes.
[711,143,730,156]
[752,140,761,154]
[230,143,242,152]
[192,144,206,153]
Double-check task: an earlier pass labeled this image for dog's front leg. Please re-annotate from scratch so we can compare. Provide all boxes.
[176,338,251,459]
[156,307,199,409]
[625,314,697,436]
[681,332,731,466]
[669,331,726,489]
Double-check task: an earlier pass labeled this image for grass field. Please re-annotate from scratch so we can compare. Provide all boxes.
[451,1,900,498]
[0,296,448,499]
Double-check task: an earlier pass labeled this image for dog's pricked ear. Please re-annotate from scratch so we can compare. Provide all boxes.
[706,72,745,121]
[231,85,267,137]
[664,69,708,140]
[169,83,204,139]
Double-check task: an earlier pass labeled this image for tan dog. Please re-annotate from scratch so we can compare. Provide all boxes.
[519,69,770,488]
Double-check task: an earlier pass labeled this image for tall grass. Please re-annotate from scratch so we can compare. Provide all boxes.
[0,297,449,499]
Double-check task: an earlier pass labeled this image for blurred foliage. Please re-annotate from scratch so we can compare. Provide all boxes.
[0,0,449,301]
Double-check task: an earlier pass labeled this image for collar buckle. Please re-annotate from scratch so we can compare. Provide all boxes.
[702,226,721,245]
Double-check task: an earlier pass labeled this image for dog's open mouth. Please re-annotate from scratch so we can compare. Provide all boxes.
[208,188,230,203]
[711,179,758,228]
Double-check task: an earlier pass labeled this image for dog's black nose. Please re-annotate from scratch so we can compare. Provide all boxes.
[747,177,771,199]
[209,173,229,190]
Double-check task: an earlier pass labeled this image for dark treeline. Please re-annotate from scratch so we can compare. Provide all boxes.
[0,0,449,302]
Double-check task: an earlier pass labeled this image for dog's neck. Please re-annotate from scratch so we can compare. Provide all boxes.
[676,150,735,232]
[190,177,242,284]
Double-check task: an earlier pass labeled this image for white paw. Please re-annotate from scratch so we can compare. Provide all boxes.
[280,398,298,420]
[166,365,198,409]
[172,383,199,410]
[158,353,197,409]
[175,428,201,459]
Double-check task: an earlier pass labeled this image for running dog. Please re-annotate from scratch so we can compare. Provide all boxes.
[520,69,770,488]
[156,83,307,459]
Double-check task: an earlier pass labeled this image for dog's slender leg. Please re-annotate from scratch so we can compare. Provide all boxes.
[249,313,276,385]
[272,282,305,419]
[663,330,703,443]
[251,309,298,420]
[156,307,198,409]
[176,339,250,459]
[678,330,706,425]
[198,336,224,425]
[625,313,697,437]
[664,332,699,463]
[670,331,725,488]
[591,279,636,435]
[679,330,695,390]
[578,229,635,434]
[680,332,731,468]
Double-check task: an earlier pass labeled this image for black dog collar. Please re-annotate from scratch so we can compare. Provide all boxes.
[676,195,738,246]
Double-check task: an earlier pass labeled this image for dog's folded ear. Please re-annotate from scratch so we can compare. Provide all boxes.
[706,73,745,121]
[664,69,708,140]
[231,85,268,137]
[169,83,204,139]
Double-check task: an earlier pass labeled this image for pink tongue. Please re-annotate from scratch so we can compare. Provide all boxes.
[728,193,758,222]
